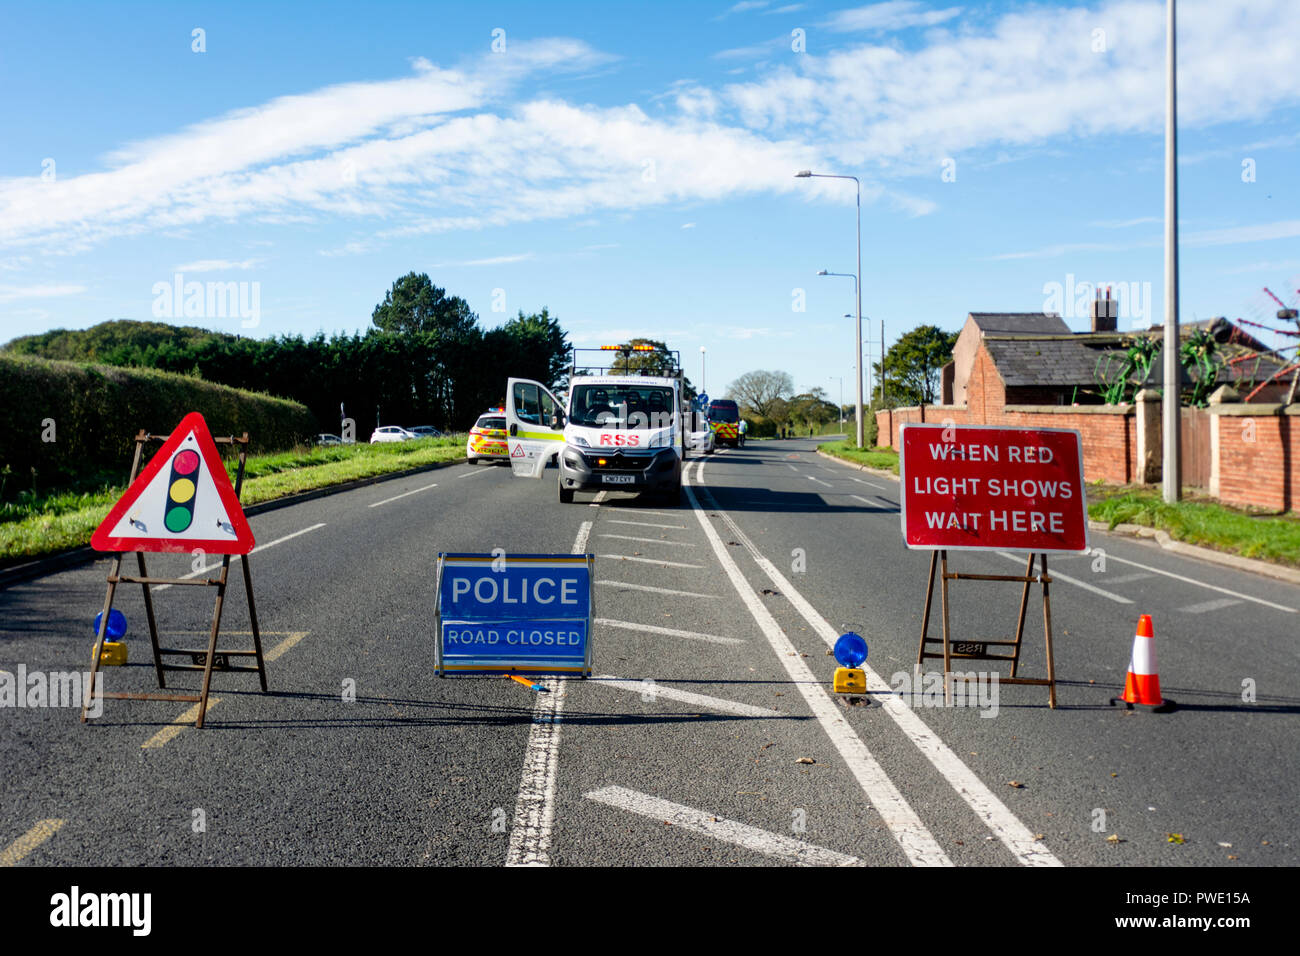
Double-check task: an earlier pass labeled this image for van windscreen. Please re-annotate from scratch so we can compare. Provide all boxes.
[570,384,674,429]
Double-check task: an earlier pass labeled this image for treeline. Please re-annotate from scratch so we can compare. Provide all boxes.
[4,274,571,434]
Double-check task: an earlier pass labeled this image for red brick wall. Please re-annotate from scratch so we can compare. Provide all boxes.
[1216,414,1297,512]
[877,342,1136,484]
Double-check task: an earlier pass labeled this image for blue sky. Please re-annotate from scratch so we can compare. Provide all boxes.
[2,0,1298,400]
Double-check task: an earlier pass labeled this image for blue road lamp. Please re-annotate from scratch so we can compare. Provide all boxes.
[832,631,868,694]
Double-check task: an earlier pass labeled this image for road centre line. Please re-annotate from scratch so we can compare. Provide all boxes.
[0,819,64,867]
[851,477,887,490]
[1180,598,1243,614]
[504,520,588,866]
[597,534,696,547]
[458,469,491,478]
[994,551,1132,605]
[598,554,704,569]
[155,523,327,591]
[141,698,221,749]
[607,519,687,530]
[1098,572,1155,584]
[585,786,862,867]
[368,483,438,507]
[683,464,952,867]
[589,677,781,717]
[1089,551,1297,613]
[808,475,833,487]
[692,459,1061,867]
[596,580,710,598]
[595,618,744,646]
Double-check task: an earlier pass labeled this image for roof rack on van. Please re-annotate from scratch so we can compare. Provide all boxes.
[570,345,682,378]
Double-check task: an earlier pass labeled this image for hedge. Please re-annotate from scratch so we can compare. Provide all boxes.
[0,353,318,497]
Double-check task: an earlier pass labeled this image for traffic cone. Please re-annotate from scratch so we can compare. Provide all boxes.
[1110,614,1175,712]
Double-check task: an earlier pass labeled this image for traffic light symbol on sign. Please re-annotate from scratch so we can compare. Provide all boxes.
[165,449,200,533]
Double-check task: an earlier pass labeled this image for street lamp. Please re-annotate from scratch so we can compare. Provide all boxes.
[700,345,706,395]
[798,169,863,447]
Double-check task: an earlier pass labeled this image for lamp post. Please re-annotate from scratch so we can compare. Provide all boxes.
[830,376,843,426]
[797,170,863,448]
[700,345,706,395]
[1161,0,1181,503]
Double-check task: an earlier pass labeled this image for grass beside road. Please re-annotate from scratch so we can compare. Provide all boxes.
[0,435,466,565]
[818,441,900,474]
[1087,487,1300,568]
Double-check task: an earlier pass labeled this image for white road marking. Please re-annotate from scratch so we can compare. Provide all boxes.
[617,509,678,517]
[585,786,862,867]
[693,459,1061,867]
[597,581,709,598]
[598,554,704,569]
[505,679,566,866]
[458,469,491,478]
[607,519,686,530]
[1179,597,1243,614]
[685,463,952,867]
[589,676,780,716]
[155,523,327,591]
[995,551,1132,605]
[1090,551,1297,614]
[573,520,593,554]
[786,464,799,471]
[807,475,833,487]
[589,490,608,508]
[851,476,887,490]
[505,519,588,865]
[1098,572,1155,584]
[368,482,438,507]
[596,618,744,646]
[597,534,696,548]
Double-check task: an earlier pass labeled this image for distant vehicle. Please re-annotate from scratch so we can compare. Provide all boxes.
[315,433,342,446]
[506,345,690,505]
[409,425,442,439]
[688,410,715,454]
[706,399,741,447]
[370,426,416,443]
[467,411,509,462]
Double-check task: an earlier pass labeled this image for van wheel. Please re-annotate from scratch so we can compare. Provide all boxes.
[559,484,575,504]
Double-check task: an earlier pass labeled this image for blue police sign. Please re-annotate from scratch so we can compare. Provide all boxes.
[435,553,594,676]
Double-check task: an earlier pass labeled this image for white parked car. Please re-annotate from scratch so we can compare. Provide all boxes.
[369,426,416,443]
[689,426,715,454]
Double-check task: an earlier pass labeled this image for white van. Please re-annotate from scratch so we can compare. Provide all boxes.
[505,347,690,504]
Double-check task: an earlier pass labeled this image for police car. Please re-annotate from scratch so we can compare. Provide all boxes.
[466,409,509,463]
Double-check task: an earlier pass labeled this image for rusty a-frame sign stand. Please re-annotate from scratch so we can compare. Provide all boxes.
[82,428,267,728]
[916,549,1058,708]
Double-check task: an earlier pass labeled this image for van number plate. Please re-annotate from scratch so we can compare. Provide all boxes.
[602,475,635,484]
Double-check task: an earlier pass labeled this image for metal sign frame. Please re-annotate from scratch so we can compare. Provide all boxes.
[435,553,595,677]
[82,426,267,728]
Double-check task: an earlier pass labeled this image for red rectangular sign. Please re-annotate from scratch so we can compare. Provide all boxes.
[899,424,1088,552]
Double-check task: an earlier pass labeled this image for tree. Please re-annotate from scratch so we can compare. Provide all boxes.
[498,308,570,389]
[371,272,477,340]
[873,325,957,406]
[725,369,794,418]
[788,387,837,429]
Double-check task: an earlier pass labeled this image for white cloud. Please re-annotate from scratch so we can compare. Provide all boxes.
[172,258,264,272]
[681,222,697,229]
[821,2,963,33]
[432,252,535,267]
[1089,217,1161,229]
[0,283,87,304]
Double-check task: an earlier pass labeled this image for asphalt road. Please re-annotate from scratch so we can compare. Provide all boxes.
[2,438,1297,867]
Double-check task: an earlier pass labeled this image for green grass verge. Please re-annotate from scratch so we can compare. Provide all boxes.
[0,435,467,564]
[818,440,900,474]
[1086,487,1300,567]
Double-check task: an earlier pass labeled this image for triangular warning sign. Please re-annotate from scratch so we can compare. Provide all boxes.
[511,444,525,458]
[91,412,256,555]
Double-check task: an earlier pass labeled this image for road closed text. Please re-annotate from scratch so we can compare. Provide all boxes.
[444,627,584,646]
